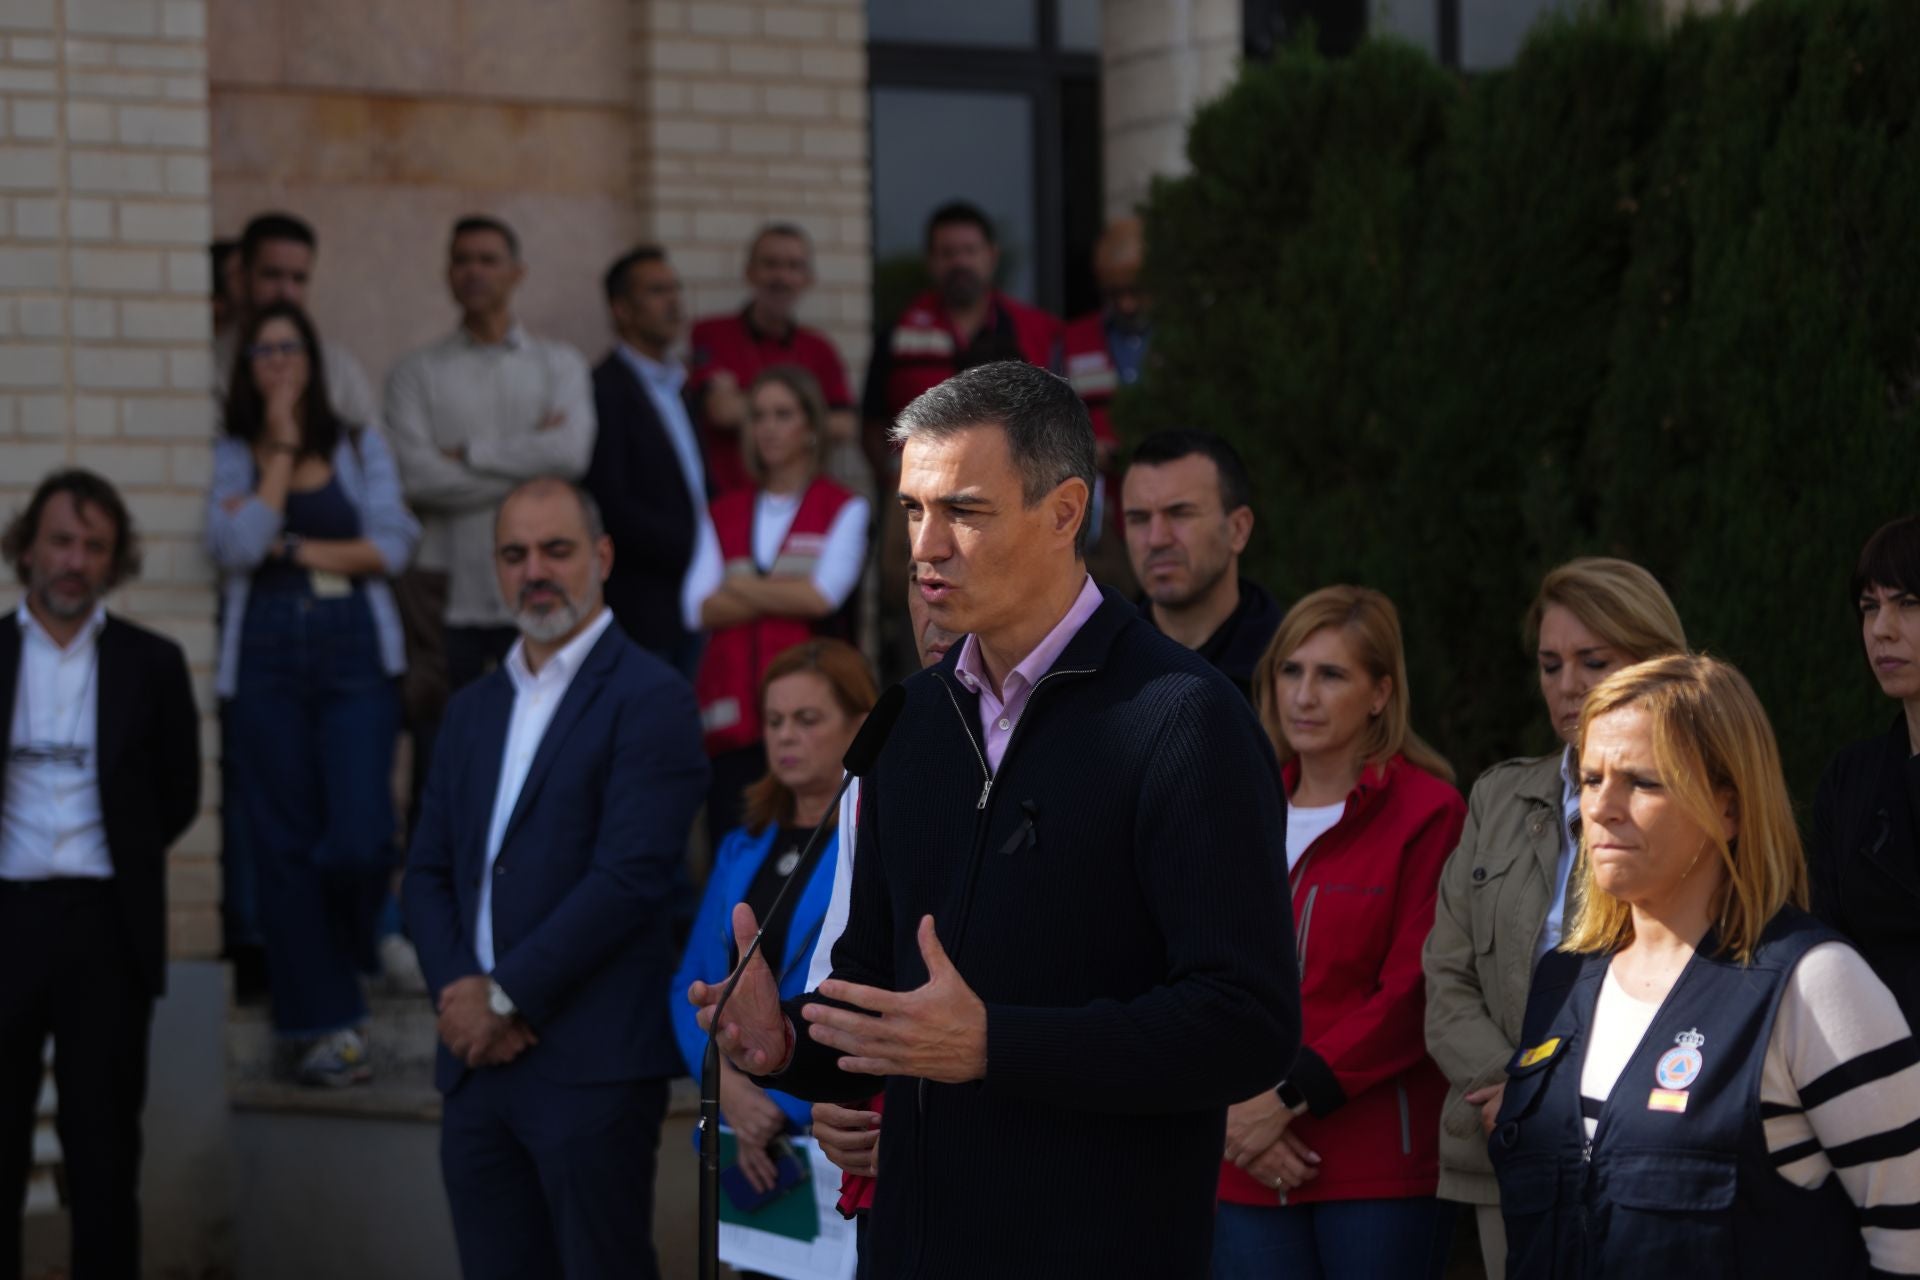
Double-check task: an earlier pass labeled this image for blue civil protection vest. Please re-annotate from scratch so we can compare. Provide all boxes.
[1488,906,1868,1278]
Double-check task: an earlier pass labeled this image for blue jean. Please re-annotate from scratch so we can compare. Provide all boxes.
[1211,1196,1454,1280]
[230,590,399,1037]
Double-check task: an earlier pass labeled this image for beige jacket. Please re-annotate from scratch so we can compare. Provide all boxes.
[1421,752,1567,1204]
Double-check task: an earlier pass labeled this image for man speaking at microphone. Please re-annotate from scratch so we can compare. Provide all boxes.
[692,360,1300,1277]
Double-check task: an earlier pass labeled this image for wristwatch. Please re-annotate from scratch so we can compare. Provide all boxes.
[1276,1079,1308,1114]
[487,979,517,1019]
[280,532,303,565]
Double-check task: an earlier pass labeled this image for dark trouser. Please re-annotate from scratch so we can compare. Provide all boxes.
[854,1209,871,1280]
[1211,1196,1454,1280]
[218,701,261,952]
[0,880,152,1280]
[230,591,399,1037]
[440,1064,669,1280]
[705,743,767,857]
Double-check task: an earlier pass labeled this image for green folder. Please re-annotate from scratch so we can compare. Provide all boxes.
[717,1132,819,1243]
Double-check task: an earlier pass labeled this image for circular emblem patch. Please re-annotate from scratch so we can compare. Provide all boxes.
[1656,1045,1703,1091]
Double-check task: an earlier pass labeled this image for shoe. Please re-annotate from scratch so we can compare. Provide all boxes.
[377,933,429,997]
[297,1028,373,1088]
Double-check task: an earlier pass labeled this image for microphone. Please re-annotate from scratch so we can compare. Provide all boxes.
[698,683,906,1280]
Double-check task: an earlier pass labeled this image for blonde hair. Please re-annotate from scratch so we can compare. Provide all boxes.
[1560,653,1806,965]
[743,365,828,484]
[1252,585,1455,784]
[1526,557,1687,660]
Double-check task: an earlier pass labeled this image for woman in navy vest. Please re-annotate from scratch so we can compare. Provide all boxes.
[1810,515,1920,1029]
[671,639,875,1237]
[685,367,869,847]
[1492,654,1920,1277]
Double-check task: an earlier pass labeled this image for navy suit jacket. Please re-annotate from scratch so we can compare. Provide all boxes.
[402,620,709,1092]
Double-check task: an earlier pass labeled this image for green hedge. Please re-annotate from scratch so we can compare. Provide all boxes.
[1124,0,1920,803]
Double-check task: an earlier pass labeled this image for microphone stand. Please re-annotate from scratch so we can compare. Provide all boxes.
[700,765,861,1280]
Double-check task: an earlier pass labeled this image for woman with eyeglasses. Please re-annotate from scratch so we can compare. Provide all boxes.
[205,301,418,1087]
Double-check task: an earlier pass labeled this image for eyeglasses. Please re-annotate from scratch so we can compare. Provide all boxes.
[247,340,308,360]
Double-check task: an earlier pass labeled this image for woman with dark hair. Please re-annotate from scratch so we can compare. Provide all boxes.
[684,365,870,846]
[205,301,418,1086]
[670,639,875,1229]
[1810,516,1920,1027]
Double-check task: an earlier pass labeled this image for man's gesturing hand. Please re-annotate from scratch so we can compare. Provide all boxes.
[805,916,986,1083]
[812,1102,881,1178]
[688,903,793,1074]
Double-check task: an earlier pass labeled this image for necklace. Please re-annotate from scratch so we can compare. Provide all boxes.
[774,845,802,877]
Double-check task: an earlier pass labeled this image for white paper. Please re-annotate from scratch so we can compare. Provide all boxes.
[717,1136,859,1280]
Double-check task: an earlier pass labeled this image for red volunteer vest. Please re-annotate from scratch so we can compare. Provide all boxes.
[1059,311,1120,445]
[880,289,1062,420]
[694,475,857,754]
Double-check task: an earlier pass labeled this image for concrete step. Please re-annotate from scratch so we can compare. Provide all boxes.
[225,993,441,1090]
[226,991,700,1122]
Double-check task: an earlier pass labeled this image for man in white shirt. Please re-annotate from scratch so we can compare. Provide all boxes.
[0,471,199,1278]
[403,477,706,1280]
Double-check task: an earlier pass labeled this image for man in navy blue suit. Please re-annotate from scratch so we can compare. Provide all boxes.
[403,476,708,1280]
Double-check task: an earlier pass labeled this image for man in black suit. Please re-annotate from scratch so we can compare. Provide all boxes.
[584,245,713,680]
[0,470,200,1280]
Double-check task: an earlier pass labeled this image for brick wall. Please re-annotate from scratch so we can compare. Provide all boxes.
[0,0,221,959]
[634,0,871,371]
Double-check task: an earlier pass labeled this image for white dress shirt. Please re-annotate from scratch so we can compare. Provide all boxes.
[0,603,111,881]
[805,775,859,991]
[473,607,616,973]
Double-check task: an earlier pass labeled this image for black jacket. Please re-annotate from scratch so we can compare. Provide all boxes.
[583,353,705,657]
[1139,577,1285,700]
[1810,713,1920,1028]
[0,612,200,995]
[774,588,1301,1279]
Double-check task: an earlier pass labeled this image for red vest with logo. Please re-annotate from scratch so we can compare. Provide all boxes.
[881,289,1062,420]
[695,475,857,755]
[1059,311,1120,445]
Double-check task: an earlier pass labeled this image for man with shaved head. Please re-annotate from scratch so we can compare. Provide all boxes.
[403,476,707,1280]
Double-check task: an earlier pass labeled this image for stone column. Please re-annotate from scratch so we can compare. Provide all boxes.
[1103,0,1242,222]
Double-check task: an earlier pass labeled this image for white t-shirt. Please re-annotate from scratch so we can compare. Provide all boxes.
[1285,800,1345,871]
[681,488,871,633]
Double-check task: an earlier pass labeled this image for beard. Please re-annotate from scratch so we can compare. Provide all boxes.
[939,268,986,309]
[514,579,585,643]
[33,572,101,621]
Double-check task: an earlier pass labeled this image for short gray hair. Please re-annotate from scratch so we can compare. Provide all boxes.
[497,476,605,542]
[890,361,1098,555]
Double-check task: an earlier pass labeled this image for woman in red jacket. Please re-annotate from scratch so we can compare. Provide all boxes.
[1216,585,1467,1279]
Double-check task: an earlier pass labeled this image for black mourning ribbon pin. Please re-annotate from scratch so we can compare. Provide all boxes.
[999,801,1040,855]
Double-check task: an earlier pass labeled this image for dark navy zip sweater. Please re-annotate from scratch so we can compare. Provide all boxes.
[769,587,1301,1278]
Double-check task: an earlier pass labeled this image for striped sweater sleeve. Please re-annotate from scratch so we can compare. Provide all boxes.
[1763,941,1920,1276]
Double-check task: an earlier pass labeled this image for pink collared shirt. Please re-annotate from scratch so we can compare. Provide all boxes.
[953,575,1104,773]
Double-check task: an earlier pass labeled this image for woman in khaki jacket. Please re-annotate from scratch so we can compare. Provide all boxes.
[1421,558,1686,1274]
